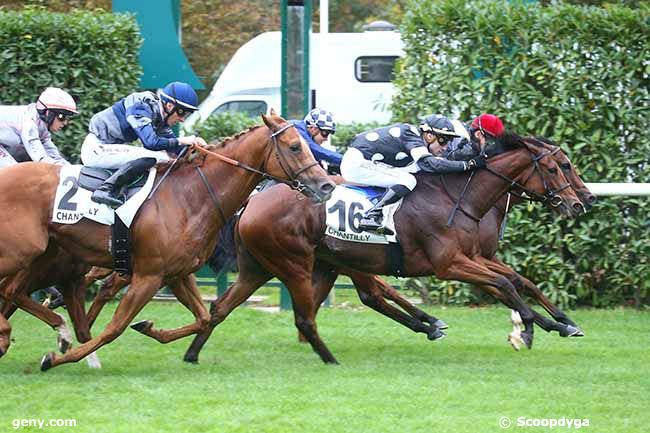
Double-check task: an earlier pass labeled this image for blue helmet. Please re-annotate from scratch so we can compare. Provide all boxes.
[304,108,336,133]
[160,81,198,111]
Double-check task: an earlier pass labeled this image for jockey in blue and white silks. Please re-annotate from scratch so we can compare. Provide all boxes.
[291,107,342,168]
[0,87,76,168]
[81,81,206,208]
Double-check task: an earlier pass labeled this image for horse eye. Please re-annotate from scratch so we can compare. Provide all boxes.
[548,167,558,174]
[289,143,301,153]
[561,162,571,170]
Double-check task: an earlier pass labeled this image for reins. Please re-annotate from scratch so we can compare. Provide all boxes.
[191,123,319,195]
[443,145,570,227]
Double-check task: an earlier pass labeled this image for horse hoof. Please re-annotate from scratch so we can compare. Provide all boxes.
[130,320,152,334]
[508,333,523,351]
[560,324,584,337]
[433,319,449,330]
[183,353,199,364]
[523,334,534,350]
[427,328,446,341]
[40,353,55,372]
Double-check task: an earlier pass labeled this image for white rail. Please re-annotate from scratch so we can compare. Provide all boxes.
[585,183,650,197]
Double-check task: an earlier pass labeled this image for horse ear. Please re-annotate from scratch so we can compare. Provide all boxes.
[262,108,282,130]
[269,108,277,116]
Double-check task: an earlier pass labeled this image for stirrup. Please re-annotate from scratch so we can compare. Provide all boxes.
[91,189,124,208]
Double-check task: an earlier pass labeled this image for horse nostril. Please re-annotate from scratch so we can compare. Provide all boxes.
[321,182,335,194]
[587,194,597,204]
[572,202,585,214]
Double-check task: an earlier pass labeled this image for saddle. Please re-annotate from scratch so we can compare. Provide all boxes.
[78,167,147,198]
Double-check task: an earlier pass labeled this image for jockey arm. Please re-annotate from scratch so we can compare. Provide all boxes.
[308,139,343,166]
[20,114,68,166]
[125,102,182,154]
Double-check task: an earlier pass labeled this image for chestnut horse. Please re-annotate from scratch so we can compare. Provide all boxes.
[0,111,334,370]
[176,134,586,364]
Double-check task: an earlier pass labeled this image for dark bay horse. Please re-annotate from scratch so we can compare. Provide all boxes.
[0,111,335,370]
[178,134,586,364]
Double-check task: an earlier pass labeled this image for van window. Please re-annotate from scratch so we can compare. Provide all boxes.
[212,101,268,118]
[354,56,398,83]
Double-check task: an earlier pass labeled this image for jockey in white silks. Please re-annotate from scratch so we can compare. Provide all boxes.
[0,87,76,168]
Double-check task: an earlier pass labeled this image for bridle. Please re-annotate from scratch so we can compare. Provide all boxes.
[443,145,571,227]
[149,122,322,223]
[485,146,570,207]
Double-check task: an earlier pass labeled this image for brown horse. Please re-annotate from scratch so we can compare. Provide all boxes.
[0,244,102,366]
[176,134,586,364]
[0,111,334,370]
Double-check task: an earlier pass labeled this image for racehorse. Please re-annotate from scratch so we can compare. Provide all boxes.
[0,111,335,370]
[175,133,587,364]
[0,244,102,367]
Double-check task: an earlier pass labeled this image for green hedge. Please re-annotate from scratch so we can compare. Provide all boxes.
[0,8,142,161]
[183,111,259,142]
[394,0,649,308]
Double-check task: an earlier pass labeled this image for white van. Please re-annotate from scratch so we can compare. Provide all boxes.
[185,27,403,128]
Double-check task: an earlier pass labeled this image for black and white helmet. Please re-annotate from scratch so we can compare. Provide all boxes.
[304,108,336,133]
[419,114,460,138]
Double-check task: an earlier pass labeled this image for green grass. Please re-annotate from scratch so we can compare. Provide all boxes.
[1,303,648,433]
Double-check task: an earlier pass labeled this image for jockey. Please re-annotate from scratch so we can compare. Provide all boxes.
[292,107,342,169]
[469,113,505,148]
[82,81,206,208]
[0,87,76,168]
[341,114,486,235]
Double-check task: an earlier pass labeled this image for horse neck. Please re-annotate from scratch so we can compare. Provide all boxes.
[458,148,536,219]
[198,127,271,217]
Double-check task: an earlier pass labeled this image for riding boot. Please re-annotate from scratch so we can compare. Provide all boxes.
[91,157,157,208]
[358,185,410,235]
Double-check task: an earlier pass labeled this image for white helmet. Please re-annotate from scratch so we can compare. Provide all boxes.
[36,87,78,114]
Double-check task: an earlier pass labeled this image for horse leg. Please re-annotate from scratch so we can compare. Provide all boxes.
[283,274,338,364]
[489,257,582,334]
[439,254,536,350]
[12,293,73,353]
[296,264,339,343]
[40,274,163,371]
[371,275,448,330]
[516,274,583,336]
[0,313,10,357]
[347,272,445,341]
[87,272,131,328]
[130,274,211,343]
[61,279,101,368]
[1,302,17,319]
[183,248,273,363]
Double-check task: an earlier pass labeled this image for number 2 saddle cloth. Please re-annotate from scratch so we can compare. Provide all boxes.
[51,164,156,228]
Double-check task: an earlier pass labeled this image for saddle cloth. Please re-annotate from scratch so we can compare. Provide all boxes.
[52,165,156,227]
[324,185,401,244]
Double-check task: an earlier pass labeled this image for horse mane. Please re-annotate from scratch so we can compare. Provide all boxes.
[155,124,264,172]
[485,130,526,157]
[204,125,263,150]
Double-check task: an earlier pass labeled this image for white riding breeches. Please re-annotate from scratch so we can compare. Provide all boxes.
[341,147,418,191]
[0,144,17,169]
[80,133,170,169]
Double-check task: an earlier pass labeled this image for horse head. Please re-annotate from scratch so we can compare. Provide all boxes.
[485,133,585,218]
[529,137,596,210]
[261,109,335,203]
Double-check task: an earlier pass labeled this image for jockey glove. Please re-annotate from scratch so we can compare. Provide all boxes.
[467,154,487,170]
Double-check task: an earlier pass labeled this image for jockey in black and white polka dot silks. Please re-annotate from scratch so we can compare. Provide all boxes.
[341,115,485,235]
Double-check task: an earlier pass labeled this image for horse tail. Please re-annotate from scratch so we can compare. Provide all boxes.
[207,215,238,274]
